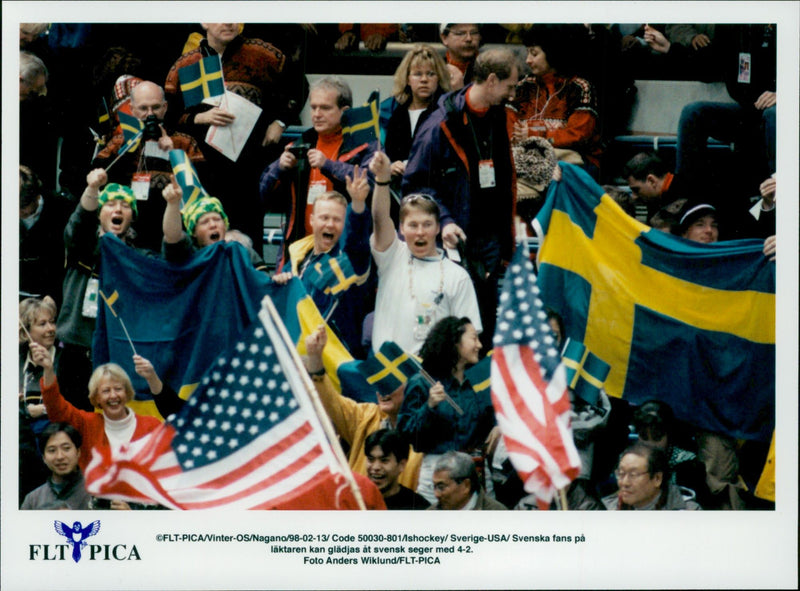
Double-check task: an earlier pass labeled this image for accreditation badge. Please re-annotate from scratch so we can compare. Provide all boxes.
[307,180,327,205]
[82,277,100,318]
[738,52,751,84]
[478,159,496,188]
[131,172,151,200]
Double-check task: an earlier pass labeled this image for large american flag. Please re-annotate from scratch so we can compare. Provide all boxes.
[85,299,342,509]
[490,243,581,508]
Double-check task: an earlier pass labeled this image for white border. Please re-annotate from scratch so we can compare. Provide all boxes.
[3,3,798,589]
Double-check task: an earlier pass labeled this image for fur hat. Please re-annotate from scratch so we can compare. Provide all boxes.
[97,183,138,219]
[182,197,229,237]
[513,135,558,200]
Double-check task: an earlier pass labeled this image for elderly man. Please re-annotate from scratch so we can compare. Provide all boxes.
[428,451,506,510]
[602,442,701,510]
[440,24,482,89]
[94,81,204,251]
[403,48,519,349]
[260,75,378,252]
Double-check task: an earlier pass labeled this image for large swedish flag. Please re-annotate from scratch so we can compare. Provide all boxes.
[93,235,374,418]
[533,164,775,442]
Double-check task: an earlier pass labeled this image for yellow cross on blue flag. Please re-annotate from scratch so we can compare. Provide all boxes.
[341,90,380,153]
[169,149,209,210]
[178,55,225,108]
[360,341,422,396]
[533,163,775,442]
[117,110,144,155]
[560,338,610,407]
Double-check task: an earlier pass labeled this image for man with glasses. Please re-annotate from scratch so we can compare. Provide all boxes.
[440,24,482,88]
[94,81,204,251]
[428,451,506,510]
[602,442,701,510]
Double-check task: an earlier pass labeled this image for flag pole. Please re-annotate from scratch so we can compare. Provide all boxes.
[558,487,569,511]
[262,296,367,511]
[104,132,142,173]
[18,319,34,342]
[416,366,464,416]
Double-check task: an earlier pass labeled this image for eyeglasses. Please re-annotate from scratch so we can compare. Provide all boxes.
[409,71,438,79]
[450,29,480,38]
[614,470,648,482]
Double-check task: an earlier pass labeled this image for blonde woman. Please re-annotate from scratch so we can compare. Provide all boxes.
[32,342,162,509]
[384,44,452,181]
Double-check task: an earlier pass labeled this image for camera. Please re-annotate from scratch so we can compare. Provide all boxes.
[142,114,162,141]
[287,142,310,159]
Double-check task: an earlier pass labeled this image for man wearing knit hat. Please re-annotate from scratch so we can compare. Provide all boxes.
[161,177,267,271]
[55,169,143,411]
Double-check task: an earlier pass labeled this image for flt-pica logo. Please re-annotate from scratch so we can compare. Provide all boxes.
[55,520,101,562]
[29,520,141,563]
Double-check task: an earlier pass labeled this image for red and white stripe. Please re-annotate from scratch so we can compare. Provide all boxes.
[491,344,581,506]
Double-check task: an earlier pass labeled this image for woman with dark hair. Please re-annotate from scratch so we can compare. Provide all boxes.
[397,316,494,503]
[510,24,603,175]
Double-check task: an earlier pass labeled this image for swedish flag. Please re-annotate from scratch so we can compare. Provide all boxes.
[560,338,610,406]
[534,163,775,442]
[308,252,369,298]
[178,55,225,108]
[359,341,422,396]
[93,236,376,418]
[169,149,209,210]
[341,90,380,153]
[118,110,144,155]
[464,355,492,396]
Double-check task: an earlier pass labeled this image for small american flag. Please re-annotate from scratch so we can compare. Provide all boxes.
[85,298,342,509]
[490,242,581,508]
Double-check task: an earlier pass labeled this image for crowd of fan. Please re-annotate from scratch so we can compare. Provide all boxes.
[19,22,776,511]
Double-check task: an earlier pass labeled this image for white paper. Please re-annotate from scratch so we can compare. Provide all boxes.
[205,90,261,162]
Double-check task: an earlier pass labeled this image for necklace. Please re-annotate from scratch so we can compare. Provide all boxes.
[529,78,568,120]
[407,251,445,302]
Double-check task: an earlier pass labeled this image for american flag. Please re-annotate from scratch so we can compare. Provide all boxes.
[85,298,343,510]
[490,242,581,508]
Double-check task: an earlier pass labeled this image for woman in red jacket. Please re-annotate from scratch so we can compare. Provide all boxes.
[510,24,603,176]
[31,341,162,508]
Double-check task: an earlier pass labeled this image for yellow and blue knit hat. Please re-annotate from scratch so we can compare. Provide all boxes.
[97,183,138,219]
[182,197,229,237]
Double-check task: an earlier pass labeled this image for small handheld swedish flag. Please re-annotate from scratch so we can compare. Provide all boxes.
[561,338,611,406]
[359,341,422,396]
[118,110,144,155]
[464,354,492,396]
[169,149,209,210]
[308,253,369,298]
[178,55,225,108]
[341,90,380,153]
